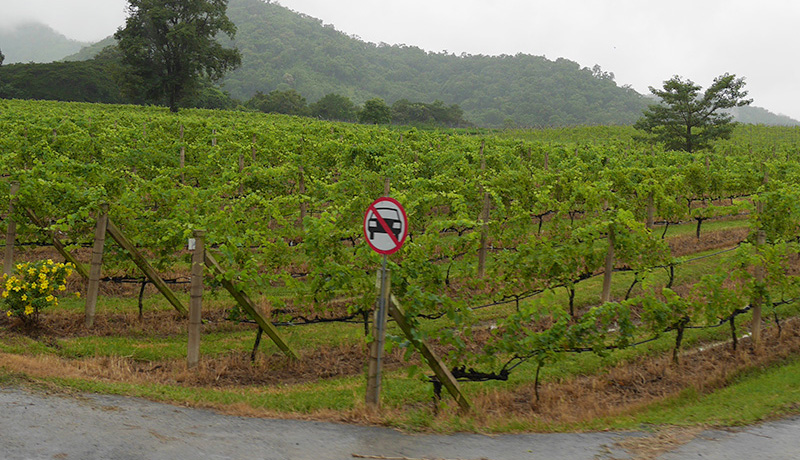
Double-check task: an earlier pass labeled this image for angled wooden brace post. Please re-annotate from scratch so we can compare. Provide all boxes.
[105,219,188,317]
[203,250,298,360]
[388,294,472,412]
[25,208,89,280]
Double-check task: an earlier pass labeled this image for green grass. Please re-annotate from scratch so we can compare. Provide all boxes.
[605,356,800,429]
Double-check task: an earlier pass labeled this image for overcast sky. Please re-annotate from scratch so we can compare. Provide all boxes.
[2,0,798,120]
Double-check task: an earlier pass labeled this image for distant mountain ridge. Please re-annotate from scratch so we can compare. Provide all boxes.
[19,0,800,127]
[726,106,799,127]
[0,23,88,63]
[216,0,647,127]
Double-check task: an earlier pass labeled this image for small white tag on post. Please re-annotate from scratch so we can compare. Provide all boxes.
[187,238,196,251]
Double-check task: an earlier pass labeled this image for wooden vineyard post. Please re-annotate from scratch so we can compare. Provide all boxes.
[366,268,391,408]
[477,141,490,278]
[752,171,768,351]
[85,203,109,328]
[238,153,245,196]
[188,230,205,368]
[179,124,186,185]
[203,250,298,359]
[601,223,615,304]
[3,181,20,276]
[752,228,766,351]
[388,294,471,412]
[105,219,188,316]
[298,165,307,224]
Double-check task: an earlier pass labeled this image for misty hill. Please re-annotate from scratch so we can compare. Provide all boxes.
[726,106,800,127]
[27,0,800,127]
[219,0,646,127]
[63,36,116,62]
[0,23,88,64]
[63,0,646,127]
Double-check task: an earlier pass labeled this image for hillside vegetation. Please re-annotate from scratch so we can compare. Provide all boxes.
[3,0,798,127]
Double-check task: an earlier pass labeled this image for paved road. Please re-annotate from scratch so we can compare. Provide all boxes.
[1,386,798,460]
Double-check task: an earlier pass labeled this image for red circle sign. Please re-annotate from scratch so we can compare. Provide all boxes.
[363,197,408,255]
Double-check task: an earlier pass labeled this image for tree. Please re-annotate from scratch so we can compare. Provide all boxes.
[358,98,392,124]
[246,89,309,116]
[114,0,241,112]
[0,48,4,66]
[311,93,357,121]
[634,74,752,152]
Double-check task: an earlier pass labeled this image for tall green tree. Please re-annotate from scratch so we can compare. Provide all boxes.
[358,98,392,124]
[114,0,241,112]
[634,74,752,152]
[246,89,309,116]
[310,93,357,121]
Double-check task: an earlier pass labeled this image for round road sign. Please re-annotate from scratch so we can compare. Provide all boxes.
[363,197,408,255]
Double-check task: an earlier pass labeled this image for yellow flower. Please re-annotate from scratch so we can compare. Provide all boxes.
[1,291,8,298]
[75,292,81,298]
[58,285,67,291]
[24,305,34,316]
[46,295,54,302]
[38,273,47,281]
[21,294,27,301]
[47,259,54,265]
[30,283,36,289]
[6,311,11,317]
[27,268,36,276]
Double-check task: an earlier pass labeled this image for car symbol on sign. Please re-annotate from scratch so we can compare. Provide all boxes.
[368,207,403,240]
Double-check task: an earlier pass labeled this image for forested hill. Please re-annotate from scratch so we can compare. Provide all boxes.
[0,23,88,64]
[218,0,645,127]
[25,0,799,127]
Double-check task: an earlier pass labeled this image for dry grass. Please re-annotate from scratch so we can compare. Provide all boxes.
[667,227,748,258]
[468,320,800,428]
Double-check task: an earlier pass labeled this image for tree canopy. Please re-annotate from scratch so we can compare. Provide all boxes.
[358,98,392,125]
[634,74,752,152]
[310,93,358,122]
[114,0,241,112]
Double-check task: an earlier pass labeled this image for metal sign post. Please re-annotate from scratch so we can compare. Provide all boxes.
[364,197,408,408]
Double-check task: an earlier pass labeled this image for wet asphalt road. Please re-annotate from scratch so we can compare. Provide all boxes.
[1,386,798,460]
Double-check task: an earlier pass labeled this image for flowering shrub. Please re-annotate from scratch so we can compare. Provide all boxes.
[2,260,75,326]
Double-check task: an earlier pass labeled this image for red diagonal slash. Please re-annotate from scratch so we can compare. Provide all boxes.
[368,203,401,247]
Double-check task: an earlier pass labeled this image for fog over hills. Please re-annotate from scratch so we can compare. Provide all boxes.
[0,23,88,64]
[3,0,798,127]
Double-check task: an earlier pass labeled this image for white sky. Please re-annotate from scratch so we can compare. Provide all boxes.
[2,0,798,120]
